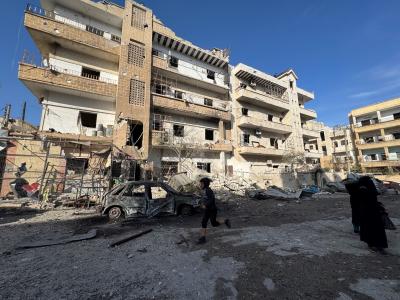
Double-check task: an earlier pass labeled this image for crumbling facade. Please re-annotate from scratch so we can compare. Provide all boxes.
[349,97,400,172]
[18,0,320,180]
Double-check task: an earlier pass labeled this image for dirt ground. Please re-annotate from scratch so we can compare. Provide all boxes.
[0,193,399,300]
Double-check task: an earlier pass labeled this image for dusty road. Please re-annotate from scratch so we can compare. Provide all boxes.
[0,193,399,299]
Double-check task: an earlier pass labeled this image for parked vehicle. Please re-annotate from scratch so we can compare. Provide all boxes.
[101,181,201,220]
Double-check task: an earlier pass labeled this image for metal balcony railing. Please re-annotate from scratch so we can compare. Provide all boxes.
[48,65,118,85]
[25,4,121,44]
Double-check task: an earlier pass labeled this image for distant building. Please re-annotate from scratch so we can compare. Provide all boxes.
[349,97,400,173]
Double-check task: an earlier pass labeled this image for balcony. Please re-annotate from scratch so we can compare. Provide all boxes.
[360,159,400,168]
[24,5,120,62]
[234,88,290,112]
[302,127,320,139]
[332,146,348,153]
[152,94,231,122]
[354,118,400,133]
[356,136,400,150]
[299,106,317,120]
[151,131,233,153]
[152,54,229,94]
[18,63,117,101]
[237,146,285,157]
[237,116,292,134]
[304,151,323,159]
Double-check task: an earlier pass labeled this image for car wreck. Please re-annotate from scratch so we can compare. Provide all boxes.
[101,181,201,220]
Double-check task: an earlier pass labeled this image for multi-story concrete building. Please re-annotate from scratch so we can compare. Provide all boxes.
[320,125,356,170]
[230,64,319,175]
[18,0,319,179]
[349,97,400,172]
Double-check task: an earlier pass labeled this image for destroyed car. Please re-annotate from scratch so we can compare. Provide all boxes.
[101,181,201,220]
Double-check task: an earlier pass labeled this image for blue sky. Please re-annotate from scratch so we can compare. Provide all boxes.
[1,0,399,126]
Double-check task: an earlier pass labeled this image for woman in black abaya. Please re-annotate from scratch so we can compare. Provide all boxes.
[358,176,388,253]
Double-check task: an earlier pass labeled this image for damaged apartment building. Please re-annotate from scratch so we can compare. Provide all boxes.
[18,0,321,180]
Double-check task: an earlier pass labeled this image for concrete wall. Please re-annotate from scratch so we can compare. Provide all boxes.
[153,44,228,88]
[41,92,115,134]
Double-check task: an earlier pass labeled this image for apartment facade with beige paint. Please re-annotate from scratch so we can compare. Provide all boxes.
[19,0,320,179]
[349,98,400,172]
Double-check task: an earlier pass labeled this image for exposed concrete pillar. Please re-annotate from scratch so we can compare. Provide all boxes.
[219,120,225,141]
[380,128,385,137]
[377,110,382,120]
[384,147,390,159]
[220,151,226,176]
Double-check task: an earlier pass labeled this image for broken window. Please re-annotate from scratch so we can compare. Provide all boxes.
[268,114,273,122]
[169,56,179,67]
[154,83,167,95]
[242,133,250,145]
[320,131,325,141]
[334,141,338,148]
[66,158,88,175]
[153,115,164,131]
[149,186,168,200]
[124,184,146,197]
[197,162,211,173]
[270,138,278,148]
[81,67,100,80]
[207,70,215,80]
[394,113,400,120]
[205,129,214,141]
[361,120,371,127]
[322,146,327,153]
[370,154,377,161]
[173,125,184,137]
[175,90,184,99]
[242,108,248,116]
[204,98,213,107]
[126,121,143,148]
[161,161,178,177]
[80,112,97,128]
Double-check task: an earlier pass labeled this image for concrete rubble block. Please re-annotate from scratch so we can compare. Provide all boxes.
[247,186,302,200]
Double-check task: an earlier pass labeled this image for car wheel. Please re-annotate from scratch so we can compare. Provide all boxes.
[108,206,124,220]
[180,205,193,216]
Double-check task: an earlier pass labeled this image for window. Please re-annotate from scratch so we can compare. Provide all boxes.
[123,184,146,197]
[86,25,104,37]
[153,115,164,131]
[240,83,247,89]
[279,117,283,122]
[161,161,178,177]
[128,43,145,67]
[341,140,346,146]
[173,125,184,137]
[205,129,214,141]
[207,70,215,80]
[320,131,325,141]
[310,145,314,150]
[393,132,400,139]
[149,186,168,200]
[129,79,145,106]
[204,98,213,107]
[197,162,211,173]
[242,108,248,116]
[361,120,371,127]
[370,154,377,161]
[111,34,121,43]
[175,90,184,99]
[169,56,179,67]
[152,49,159,56]
[243,133,250,145]
[270,138,277,147]
[268,114,273,122]
[289,81,294,89]
[334,141,338,148]
[394,113,400,120]
[66,158,88,174]
[81,67,100,80]
[80,112,97,128]
[322,146,327,154]
[155,83,167,95]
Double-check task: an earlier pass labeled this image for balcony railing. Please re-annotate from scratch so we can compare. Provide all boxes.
[49,64,118,85]
[151,85,229,111]
[235,86,289,104]
[25,4,121,44]
[354,116,400,128]
[357,135,399,145]
[152,50,229,89]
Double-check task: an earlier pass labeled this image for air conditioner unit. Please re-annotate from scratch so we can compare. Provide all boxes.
[250,81,256,87]
[255,129,262,136]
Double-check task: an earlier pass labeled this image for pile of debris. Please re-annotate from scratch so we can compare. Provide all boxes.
[246,186,302,200]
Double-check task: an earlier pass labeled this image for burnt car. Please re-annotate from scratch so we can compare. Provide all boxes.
[101,181,201,220]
